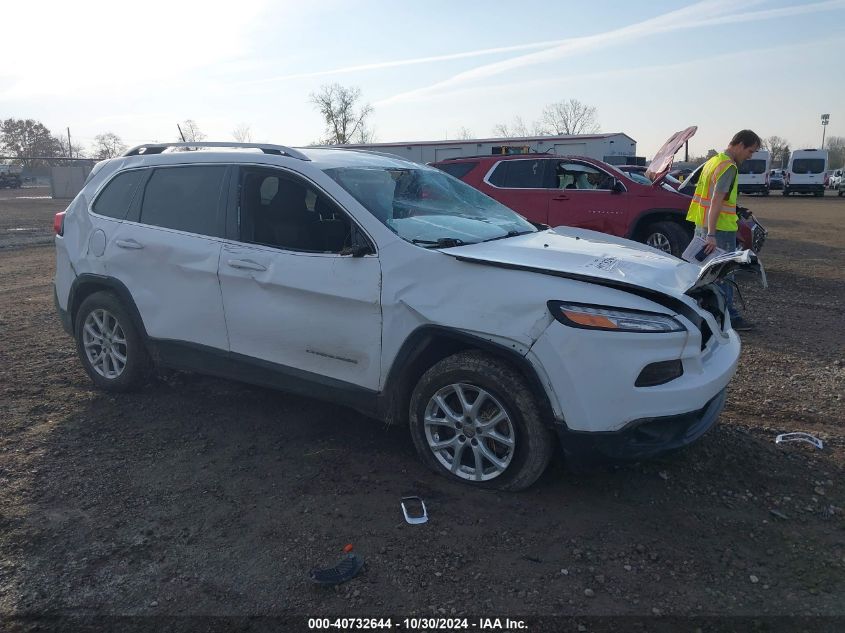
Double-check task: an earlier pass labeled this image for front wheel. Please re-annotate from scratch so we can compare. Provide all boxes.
[408,351,554,491]
[74,291,150,391]
[643,221,689,257]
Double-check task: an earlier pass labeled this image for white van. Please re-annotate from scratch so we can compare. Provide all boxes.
[784,149,828,196]
[738,150,770,196]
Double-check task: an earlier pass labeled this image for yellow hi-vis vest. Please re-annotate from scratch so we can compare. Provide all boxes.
[685,152,739,232]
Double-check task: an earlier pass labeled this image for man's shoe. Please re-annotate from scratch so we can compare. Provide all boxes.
[731,316,754,331]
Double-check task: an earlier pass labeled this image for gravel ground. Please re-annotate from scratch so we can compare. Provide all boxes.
[0,187,843,631]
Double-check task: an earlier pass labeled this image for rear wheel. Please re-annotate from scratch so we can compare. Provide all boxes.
[74,291,150,391]
[408,351,554,491]
[643,221,689,257]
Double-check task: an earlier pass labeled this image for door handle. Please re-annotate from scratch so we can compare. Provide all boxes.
[227,259,267,271]
[115,239,144,249]
[553,194,569,201]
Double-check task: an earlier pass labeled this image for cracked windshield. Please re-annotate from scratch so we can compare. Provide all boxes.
[325,166,536,246]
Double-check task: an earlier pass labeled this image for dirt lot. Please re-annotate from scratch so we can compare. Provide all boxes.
[0,187,843,629]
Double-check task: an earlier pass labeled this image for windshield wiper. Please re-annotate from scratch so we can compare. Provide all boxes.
[480,230,534,243]
[411,237,470,248]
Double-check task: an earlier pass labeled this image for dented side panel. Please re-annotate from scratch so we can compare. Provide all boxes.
[218,242,383,389]
[104,221,229,350]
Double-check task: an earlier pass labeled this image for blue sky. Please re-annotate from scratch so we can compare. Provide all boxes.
[1,0,843,158]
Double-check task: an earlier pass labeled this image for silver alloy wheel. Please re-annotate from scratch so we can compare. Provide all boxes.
[423,382,516,482]
[82,308,127,379]
[646,231,672,253]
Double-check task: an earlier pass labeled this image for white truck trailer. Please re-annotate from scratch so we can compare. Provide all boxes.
[332,132,641,165]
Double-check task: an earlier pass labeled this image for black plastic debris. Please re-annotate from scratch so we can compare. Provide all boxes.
[309,553,365,586]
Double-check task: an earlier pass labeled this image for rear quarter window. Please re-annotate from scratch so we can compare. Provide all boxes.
[139,166,227,236]
[91,170,145,219]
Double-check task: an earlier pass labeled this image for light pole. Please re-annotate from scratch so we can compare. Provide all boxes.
[821,113,829,149]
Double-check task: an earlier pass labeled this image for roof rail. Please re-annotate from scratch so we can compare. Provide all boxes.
[122,142,310,161]
[326,147,411,161]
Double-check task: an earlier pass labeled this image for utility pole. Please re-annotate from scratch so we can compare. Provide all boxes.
[67,128,72,158]
[821,113,830,149]
[177,124,186,142]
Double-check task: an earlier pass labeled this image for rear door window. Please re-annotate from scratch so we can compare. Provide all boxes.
[433,162,478,180]
[92,170,145,219]
[489,159,547,188]
[138,165,227,236]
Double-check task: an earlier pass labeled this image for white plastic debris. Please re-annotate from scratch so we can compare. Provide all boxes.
[775,432,823,450]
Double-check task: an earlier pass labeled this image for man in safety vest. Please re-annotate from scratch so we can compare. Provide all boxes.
[686,129,761,331]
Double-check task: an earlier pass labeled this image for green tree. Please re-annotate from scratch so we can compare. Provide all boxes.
[0,118,63,167]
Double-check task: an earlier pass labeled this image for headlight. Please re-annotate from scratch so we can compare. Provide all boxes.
[547,301,685,333]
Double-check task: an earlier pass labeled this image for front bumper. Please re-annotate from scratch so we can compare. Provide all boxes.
[554,389,726,467]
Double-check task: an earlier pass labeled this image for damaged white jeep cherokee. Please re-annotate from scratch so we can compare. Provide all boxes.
[54,142,759,490]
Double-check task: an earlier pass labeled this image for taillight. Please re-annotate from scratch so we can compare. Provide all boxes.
[53,211,66,236]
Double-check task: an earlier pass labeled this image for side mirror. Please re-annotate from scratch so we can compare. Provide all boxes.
[340,242,372,257]
[611,178,625,194]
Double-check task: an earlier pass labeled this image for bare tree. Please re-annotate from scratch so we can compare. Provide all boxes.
[825,135,845,168]
[57,136,87,159]
[540,99,600,135]
[178,120,206,143]
[232,124,252,143]
[762,135,790,168]
[0,118,63,167]
[310,83,373,145]
[456,127,474,140]
[492,115,545,138]
[92,132,127,160]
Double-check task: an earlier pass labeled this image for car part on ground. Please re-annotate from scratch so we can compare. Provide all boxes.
[400,497,428,525]
[309,553,366,586]
[775,432,824,450]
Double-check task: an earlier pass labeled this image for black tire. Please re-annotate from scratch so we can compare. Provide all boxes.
[838,190,843,197]
[74,291,150,391]
[782,189,789,196]
[408,351,554,491]
[642,220,689,258]
[762,189,769,196]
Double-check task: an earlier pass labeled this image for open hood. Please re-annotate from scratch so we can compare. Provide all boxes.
[646,126,697,185]
[439,227,763,297]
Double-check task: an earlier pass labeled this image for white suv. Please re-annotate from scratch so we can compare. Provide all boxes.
[54,142,757,490]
